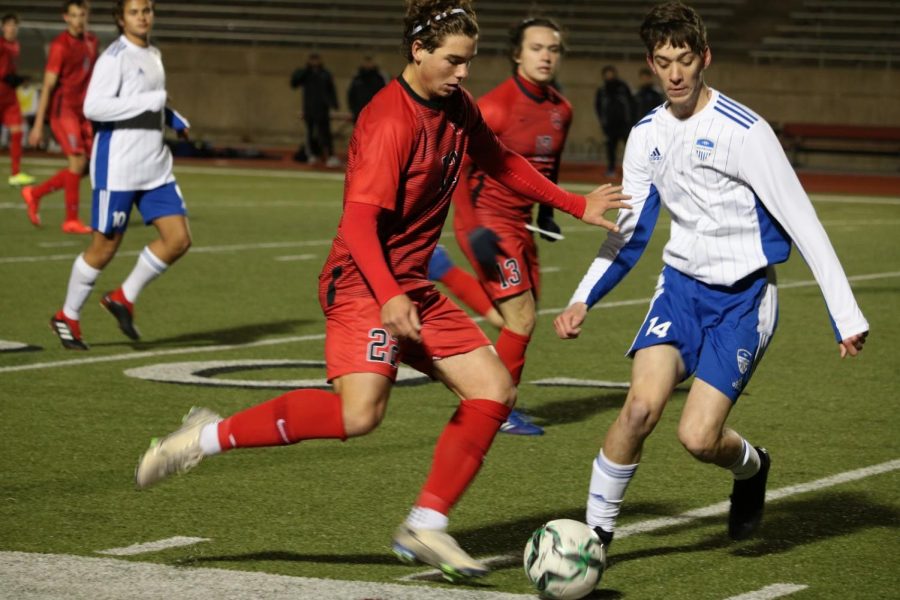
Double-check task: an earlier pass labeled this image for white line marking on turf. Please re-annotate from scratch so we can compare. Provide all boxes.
[274,254,317,262]
[0,551,534,600]
[723,583,809,600]
[399,457,900,581]
[0,334,325,374]
[97,536,210,556]
[531,377,630,389]
[4,270,897,377]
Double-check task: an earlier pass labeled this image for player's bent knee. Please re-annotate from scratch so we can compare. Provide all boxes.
[341,404,385,437]
[619,396,663,436]
[677,429,720,463]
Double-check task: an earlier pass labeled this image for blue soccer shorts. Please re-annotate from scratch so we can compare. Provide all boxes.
[627,265,778,401]
[92,181,187,235]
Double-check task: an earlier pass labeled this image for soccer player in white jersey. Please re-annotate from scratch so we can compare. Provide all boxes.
[50,0,191,350]
[554,1,869,554]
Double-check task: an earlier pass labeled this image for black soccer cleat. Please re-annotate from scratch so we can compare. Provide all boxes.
[49,312,89,351]
[100,290,141,340]
[728,446,771,540]
[593,526,614,549]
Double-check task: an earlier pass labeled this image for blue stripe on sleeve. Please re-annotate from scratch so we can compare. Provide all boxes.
[586,184,661,306]
[714,106,752,129]
[718,95,758,123]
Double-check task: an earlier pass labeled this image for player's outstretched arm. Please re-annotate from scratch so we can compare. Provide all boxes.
[839,331,868,358]
[554,302,588,340]
[581,183,631,233]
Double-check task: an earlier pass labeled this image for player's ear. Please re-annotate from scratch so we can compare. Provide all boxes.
[411,39,427,65]
[701,47,712,70]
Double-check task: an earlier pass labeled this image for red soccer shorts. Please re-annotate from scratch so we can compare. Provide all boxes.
[323,285,491,381]
[50,111,93,156]
[455,217,541,302]
[0,97,22,127]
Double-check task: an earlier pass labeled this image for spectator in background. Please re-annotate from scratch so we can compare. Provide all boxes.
[634,66,664,118]
[347,55,386,123]
[594,64,635,176]
[290,53,339,168]
[0,13,34,186]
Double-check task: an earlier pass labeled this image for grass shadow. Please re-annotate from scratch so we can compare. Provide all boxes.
[91,319,313,349]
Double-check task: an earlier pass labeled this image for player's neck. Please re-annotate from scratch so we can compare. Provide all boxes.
[669,84,711,120]
[401,64,434,101]
[515,71,549,95]
[124,31,150,48]
[66,28,83,38]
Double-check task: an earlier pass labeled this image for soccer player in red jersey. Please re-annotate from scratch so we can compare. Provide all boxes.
[451,17,572,435]
[0,14,34,187]
[21,0,97,234]
[134,0,629,581]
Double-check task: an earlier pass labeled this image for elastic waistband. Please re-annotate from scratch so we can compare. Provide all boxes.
[94,110,163,131]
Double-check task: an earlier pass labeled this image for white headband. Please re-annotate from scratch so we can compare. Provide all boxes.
[409,8,468,37]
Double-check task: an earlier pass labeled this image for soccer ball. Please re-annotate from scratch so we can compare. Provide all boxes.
[523,519,606,600]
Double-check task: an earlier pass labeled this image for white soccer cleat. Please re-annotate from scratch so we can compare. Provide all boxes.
[392,524,488,582]
[135,407,220,489]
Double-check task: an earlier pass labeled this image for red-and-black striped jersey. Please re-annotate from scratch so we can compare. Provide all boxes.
[463,74,572,222]
[45,30,99,116]
[319,76,584,304]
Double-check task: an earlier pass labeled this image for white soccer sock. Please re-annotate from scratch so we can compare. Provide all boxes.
[198,422,222,456]
[405,506,449,531]
[586,449,639,533]
[728,438,761,481]
[62,254,101,320]
[121,247,169,304]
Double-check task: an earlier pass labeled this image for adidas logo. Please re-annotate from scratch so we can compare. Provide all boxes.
[649,147,662,162]
[53,320,74,341]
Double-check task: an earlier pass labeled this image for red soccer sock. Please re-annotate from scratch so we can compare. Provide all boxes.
[64,170,82,221]
[416,399,511,515]
[34,168,68,199]
[495,327,531,386]
[440,266,495,317]
[217,389,346,450]
[10,131,22,174]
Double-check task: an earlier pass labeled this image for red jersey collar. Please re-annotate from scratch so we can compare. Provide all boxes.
[513,73,550,103]
[397,74,446,111]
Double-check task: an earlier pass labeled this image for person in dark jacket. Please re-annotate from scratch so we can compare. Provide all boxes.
[634,66,664,119]
[290,53,339,166]
[347,55,386,123]
[594,65,635,176]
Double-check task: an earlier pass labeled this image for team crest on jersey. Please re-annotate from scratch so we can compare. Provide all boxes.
[695,138,714,161]
[736,348,753,375]
[550,109,563,131]
[535,135,553,157]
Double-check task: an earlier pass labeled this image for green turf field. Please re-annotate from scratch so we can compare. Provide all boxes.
[1,157,898,599]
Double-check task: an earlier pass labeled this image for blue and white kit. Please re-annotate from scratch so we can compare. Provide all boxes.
[570,89,868,398]
[83,35,189,234]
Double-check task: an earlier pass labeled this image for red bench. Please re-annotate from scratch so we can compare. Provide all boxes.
[780,123,900,166]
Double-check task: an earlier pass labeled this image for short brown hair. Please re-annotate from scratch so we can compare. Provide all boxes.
[402,0,478,62]
[640,2,708,56]
[1,13,18,25]
[508,16,564,68]
[63,0,89,12]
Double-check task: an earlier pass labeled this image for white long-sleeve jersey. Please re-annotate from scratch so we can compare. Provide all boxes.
[84,35,182,191]
[571,88,868,341]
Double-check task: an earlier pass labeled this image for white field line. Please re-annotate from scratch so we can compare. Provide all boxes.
[2,270,896,376]
[0,334,325,374]
[0,239,334,265]
[274,254,317,262]
[97,536,210,556]
[399,457,900,581]
[723,584,809,600]
[0,551,534,600]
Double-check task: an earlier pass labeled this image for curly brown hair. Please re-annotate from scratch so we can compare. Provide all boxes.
[639,2,707,56]
[402,0,478,62]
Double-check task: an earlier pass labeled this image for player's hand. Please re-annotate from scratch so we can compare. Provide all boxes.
[554,302,588,339]
[581,184,631,232]
[839,331,868,358]
[28,125,43,148]
[381,294,422,342]
[536,205,561,242]
[177,128,190,141]
[468,226,501,276]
